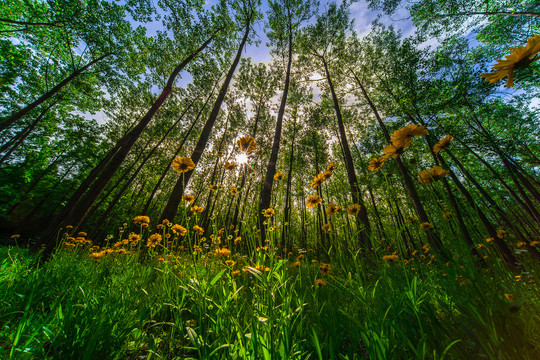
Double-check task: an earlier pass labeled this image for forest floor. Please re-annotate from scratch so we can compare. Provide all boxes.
[1,240,539,360]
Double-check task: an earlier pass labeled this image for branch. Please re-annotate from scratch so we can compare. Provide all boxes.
[0,18,61,26]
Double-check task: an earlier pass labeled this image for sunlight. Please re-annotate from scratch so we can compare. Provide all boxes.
[235,153,248,164]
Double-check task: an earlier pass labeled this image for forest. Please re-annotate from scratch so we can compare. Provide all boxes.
[0,0,539,359]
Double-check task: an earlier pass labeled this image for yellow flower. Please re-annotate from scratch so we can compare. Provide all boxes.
[530,241,540,246]
[433,135,454,154]
[326,203,342,217]
[382,143,405,158]
[310,173,325,189]
[274,171,284,180]
[481,34,540,88]
[224,161,238,171]
[496,229,506,238]
[382,254,399,262]
[315,279,327,287]
[190,205,204,213]
[78,232,87,237]
[505,293,515,301]
[209,184,217,191]
[420,222,434,231]
[292,261,301,267]
[225,259,235,266]
[10,234,21,239]
[236,136,257,153]
[230,187,238,195]
[172,157,195,173]
[234,236,242,244]
[368,157,386,172]
[232,270,241,276]
[133,215,150,224]
[485,237,493,243]
[147,233,162,248]
[347,204,362,216]
[263,208,275,218]
[182,194,195,202]
[418,166,450,184]
[392,124,428,141]
[214,248,231,257]
[171,224,187,236]
[306,195,322,208]
[319,262,332,275]
[516,241,525,248]
[321,223,332,232]
[442,211,454,220]
[322,170,333,180]
[193,225,204,236]
[327,162,337,171]
[89,251,105,259]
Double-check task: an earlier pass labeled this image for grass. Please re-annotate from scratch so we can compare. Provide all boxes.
[1,231,539,360]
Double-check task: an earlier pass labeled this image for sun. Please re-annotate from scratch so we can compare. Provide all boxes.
[235,153,248,164]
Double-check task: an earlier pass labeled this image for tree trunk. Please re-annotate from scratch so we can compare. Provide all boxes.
[258,24,293,243]
[0,53,110,132]
[323,61,371,247]
[352,73,447,257]
[39,29,221,260]
[160,20,251,222]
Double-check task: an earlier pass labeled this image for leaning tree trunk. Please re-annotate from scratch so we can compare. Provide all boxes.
[0,53,111,132]
[39,29,222,260]
[323,61,371,248]
[361,73,450,258]
[0,98,60,165]
[258,25,293,243]
[281,116,297,250]
[160,20,251,222]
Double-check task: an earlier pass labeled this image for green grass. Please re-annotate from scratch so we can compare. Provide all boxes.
[1,240,539,360]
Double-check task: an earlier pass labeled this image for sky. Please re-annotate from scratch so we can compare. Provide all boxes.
[91,0,417,124]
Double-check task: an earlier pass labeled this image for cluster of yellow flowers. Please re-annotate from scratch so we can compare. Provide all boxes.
[369,124,428,172]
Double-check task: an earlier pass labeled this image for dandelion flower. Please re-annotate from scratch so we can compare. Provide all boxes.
[382,254,399,262]
[327,162,337,171]
[147,233,162,248]
[172,157,195,173]
[193,225,204,236]
[182,194,195,202]
[133,215,150,225]
[347,203,362,216]
[433,135,454,154]
[418,166,450,184]
[171,224,187,236]
[326,203,342,217]
[368,157,386,172]
[224,161,238,171]
[392,124,428,142]
[310,173,325,189]
[274,171,284,180]
[263,208,275,218]
[190,205,204,213]
[306,195,322,208]
[420,222,434,231]
[237,136,257,153]
[481,35,540,88]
